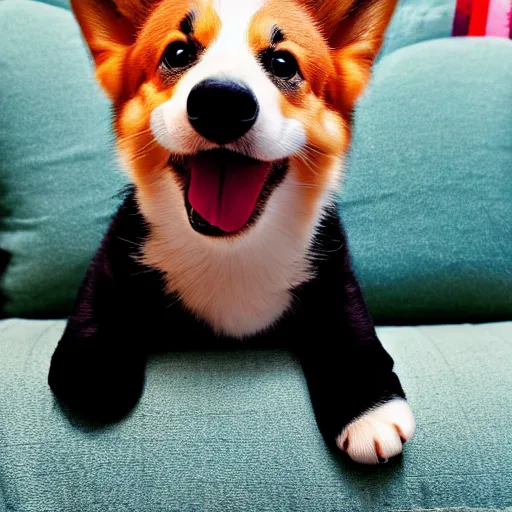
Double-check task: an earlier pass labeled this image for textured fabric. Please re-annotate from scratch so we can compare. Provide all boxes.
[0,0,127,318]
[1,1,510,324]
[340,37,512,325]
[380,0,456,58]
[0,319,511,512]
[31,0,71,11]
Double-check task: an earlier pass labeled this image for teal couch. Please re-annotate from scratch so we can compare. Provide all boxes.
[1,1,511,511]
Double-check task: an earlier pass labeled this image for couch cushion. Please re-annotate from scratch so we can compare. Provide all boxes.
[0,319,511,511]
[1,2,510,324]
[379,0,456,59]
[0,0,126,318]
[340,37,512,324]
[31,0,70,10]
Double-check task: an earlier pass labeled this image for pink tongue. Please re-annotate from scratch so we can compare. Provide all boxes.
[188,152,271,233]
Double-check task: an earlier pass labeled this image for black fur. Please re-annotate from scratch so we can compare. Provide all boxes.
[179,11,195,36]
[48,188,405,445]
[270,25,285,45]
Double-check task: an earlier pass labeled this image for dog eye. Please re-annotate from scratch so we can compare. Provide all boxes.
[270,51,299,80]
[161,41,196,69]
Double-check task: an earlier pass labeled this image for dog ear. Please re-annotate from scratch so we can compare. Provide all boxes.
[111,0,158,25]
[70,0,157,101]
[305,0,398,111]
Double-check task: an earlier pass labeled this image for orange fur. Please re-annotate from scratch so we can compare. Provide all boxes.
[112,1,222,195]
[67,0,398,336]
[71,0,397,230]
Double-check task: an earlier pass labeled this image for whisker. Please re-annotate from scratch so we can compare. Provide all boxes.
[117,236,144,248]
[295,148,321,177]
[118,128,153,145]
[129,141,160,163]
[304,144,332,158]
[135,138,159,154]
[290,182,323,191]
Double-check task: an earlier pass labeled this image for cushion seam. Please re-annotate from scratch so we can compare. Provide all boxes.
[26,0,69,12]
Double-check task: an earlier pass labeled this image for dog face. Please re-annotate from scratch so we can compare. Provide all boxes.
[71,0,397,239]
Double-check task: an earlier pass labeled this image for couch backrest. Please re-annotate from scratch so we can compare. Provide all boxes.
[1,0,511,323]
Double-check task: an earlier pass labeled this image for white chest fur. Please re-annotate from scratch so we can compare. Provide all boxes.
[140,168,336,339]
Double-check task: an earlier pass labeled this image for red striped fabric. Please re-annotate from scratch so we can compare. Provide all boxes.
[452,0,473,35]
[468,0,491,35]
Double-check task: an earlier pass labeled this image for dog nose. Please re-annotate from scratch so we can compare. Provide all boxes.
[187,78,259,145]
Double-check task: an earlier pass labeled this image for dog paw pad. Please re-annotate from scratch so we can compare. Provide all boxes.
[336,399,415,465]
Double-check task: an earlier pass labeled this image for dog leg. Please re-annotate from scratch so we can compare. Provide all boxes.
[48,194,152,421]
[296,215,415,464]
[48,261,147,421]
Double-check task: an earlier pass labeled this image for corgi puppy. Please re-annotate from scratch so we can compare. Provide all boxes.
[48,0,415,464]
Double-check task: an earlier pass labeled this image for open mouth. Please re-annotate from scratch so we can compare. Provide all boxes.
[169,149,288,237]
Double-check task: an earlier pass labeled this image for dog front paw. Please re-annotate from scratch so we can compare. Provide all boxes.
[48,339,145,422]
[336,399,415,464]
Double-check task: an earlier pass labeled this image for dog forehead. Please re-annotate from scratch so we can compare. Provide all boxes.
[208,0,266,50]
[212,0,266,24]
[204,0,321,56]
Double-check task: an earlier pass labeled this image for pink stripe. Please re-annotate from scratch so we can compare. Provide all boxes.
[485,0,511,36]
